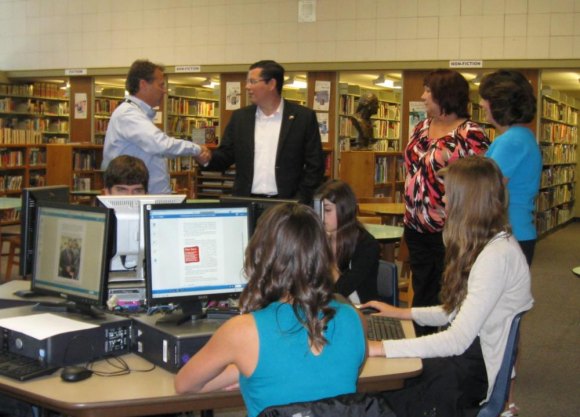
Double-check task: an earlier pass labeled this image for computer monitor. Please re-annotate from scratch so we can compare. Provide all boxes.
[97,194,186,282]
[20,185,70,277]
[219,195,299,235]
[143,202,251,325]
[31,201,114,318]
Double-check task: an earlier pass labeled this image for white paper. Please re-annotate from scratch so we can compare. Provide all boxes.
[316,112,329,143]
[226,82,241,110]
[409,101,427,137]
[0,313,98,340]
[74,93,87,119]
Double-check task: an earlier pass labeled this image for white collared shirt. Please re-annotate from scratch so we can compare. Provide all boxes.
[251,100,284,195]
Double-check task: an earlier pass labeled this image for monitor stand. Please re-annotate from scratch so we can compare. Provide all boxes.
[155,300,205,326]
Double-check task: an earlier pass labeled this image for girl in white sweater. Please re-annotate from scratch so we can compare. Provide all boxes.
[362,156,533,417]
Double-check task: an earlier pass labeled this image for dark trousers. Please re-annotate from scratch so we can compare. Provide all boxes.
[518,239,536,266]
[404,227,445,336]
[382,337,488,417]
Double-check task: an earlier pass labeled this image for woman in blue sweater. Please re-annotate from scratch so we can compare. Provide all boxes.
[175,203,366,417]
[479,70,542,265]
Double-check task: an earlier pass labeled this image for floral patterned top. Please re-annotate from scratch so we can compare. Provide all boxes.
[404,118,490,233]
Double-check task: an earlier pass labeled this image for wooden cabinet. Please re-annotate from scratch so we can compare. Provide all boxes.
[537,92,578,235]
[339,151,404,202]
[46,143,103,203]
[194,167,235,198]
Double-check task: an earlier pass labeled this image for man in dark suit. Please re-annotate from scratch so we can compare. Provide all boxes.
[205,60,324,203]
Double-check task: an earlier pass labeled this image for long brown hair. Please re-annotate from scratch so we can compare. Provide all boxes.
[316,179,365,271]
[239,203,336,350]
[440,156,509,313]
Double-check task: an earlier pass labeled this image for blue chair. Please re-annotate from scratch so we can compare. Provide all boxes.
[377,260,398,306]
[476,311,527,417]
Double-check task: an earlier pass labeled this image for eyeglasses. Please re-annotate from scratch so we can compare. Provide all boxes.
[246,78,267,85]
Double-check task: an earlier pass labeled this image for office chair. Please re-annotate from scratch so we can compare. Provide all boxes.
[475,311,527,417]
[377,259,398,306]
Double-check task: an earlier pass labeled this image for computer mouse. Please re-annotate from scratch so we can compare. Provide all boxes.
[60,366,93,383]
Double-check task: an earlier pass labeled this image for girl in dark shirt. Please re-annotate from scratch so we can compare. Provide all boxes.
[317,180,380,303]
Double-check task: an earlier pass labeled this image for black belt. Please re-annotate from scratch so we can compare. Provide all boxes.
[250,193,279,199]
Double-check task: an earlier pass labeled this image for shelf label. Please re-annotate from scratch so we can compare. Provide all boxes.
[175,65,201,73]
[65,68,88,76]
[449,60,483,68]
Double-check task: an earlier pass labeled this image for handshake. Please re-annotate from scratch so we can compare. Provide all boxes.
[194,145,212,166]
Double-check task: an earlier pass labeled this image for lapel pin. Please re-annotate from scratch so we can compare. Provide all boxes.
[289,115,295,120]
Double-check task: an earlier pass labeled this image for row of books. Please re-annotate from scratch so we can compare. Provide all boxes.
[541,165,576,188]
[540,122,578,144]
[0,208,20,222]
[1,117,70,133]
[167,98,217,117]
[73,176,92,191]
[376,102,400,120]
[540,143,577,164]
[94,98,121,116]
[168,156,195,172]
[541,98,578,125]
[0,128,43,144]
[536,205,573,235]
[372,120,400,140]
[0,175,23,191]
[94,119,110,135]
[0,98,69,115]
[0,82,67,100]
[537,183,575,212]
[371,138,400,152]
[0,151,24,167]
[29,173,46,187]
[167,116,214,136]
[73,152,100,171]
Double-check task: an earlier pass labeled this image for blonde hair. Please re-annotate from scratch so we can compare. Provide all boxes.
[440,156,510,313]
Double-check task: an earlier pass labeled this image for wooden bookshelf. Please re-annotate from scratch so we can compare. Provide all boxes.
[93,85,124,145]
[166,84,219,140]
[339,151,404,202]
[537,90,578,235]
[0,82,70,145]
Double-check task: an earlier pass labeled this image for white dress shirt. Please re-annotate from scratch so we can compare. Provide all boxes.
[251,101,283,195]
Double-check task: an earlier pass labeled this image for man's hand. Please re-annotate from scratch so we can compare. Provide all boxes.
[195,145,212,166]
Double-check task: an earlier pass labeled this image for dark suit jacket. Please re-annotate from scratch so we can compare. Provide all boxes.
[206,100,325,203]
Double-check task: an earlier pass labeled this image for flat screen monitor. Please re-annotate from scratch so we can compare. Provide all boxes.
[31,201,114,318]
[97,194,186,282]
[219,195,299,235]
[20,185,70,277]
[143,202,250,325]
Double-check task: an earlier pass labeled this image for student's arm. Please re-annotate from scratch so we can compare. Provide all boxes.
[174,314,257,394]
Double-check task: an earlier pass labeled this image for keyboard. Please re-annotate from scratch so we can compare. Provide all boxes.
[0,351,59,381]
[367,316,405,341]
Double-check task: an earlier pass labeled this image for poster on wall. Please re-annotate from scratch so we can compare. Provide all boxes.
[226,82,241,110]
[316,112,329,143]
[313,80,330,111]
[74,93,87,119]
[408,101,427,137]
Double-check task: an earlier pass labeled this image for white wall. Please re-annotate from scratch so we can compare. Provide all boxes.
[0,0,579,71]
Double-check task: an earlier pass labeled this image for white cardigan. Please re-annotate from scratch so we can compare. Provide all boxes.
[383,232,533,401]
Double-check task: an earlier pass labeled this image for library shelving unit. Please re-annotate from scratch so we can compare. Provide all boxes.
[338,83,402,152]
[339,151,405,202]
[0,144,47,225]
[46,143,103,204]
[93,85,124,145]
[468,101,496,141]
[537,90,578,235]
[0,82,70,146]
[166,84,219,140]
[194,166,235,198]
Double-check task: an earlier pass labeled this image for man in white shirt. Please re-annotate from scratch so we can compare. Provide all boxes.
[102,59,210,194]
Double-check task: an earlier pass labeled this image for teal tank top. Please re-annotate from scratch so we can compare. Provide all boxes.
[239,300,365,417]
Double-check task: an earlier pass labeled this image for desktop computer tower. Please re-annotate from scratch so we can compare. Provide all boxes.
[0,309,132,367]
[132,314,224,373]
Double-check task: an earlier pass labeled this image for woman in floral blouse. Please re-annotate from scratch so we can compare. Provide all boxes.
[404,69,490,335]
